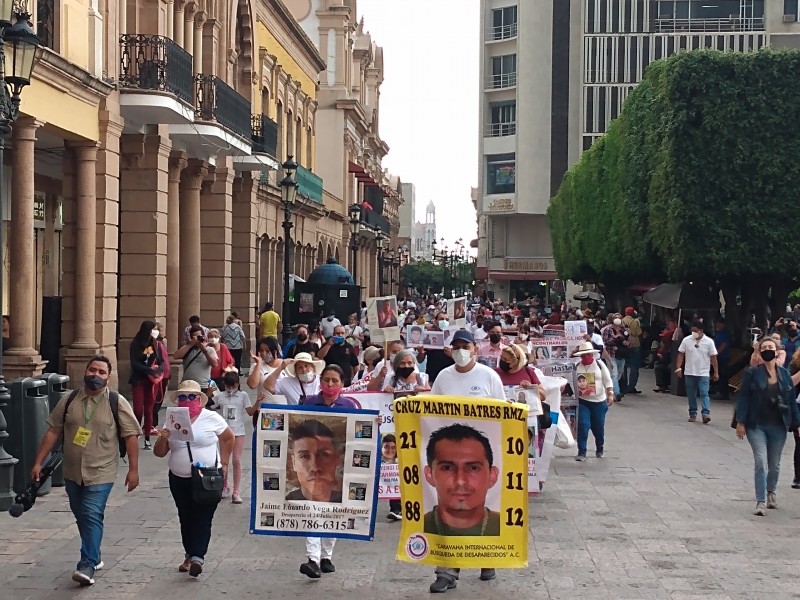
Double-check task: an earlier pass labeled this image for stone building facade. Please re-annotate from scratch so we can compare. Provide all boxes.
[2,0,401,391]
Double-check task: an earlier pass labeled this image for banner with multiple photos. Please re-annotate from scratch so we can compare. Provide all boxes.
[249,404,380,541]
[394,395,529,569]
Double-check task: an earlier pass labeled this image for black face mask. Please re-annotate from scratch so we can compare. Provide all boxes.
[297,334,308,342]
[760,349,776,362]
[790,329,798,337]
[84,375,107,391]
[499,360,512,373]
[489,333,502,344]
[395,366,415,379]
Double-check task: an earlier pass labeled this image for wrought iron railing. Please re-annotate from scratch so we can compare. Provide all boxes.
[195,75,252,140]
[362,209,390,235]
[36,0,55,49]
[251,114,278,157]
[118,34,193,103]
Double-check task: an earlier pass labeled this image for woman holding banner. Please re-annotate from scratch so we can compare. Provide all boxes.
[573,341,615,461]
[382,349,430,395]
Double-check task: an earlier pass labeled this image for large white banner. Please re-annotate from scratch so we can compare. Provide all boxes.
[349,392,399,500]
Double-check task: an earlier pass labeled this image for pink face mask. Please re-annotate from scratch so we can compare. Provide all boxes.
[580,354,594,366]
[178,399,203,418]
[321,384,343,398]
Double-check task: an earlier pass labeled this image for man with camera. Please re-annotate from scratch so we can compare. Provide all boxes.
[29,355,141,587]
[175,324,220,403]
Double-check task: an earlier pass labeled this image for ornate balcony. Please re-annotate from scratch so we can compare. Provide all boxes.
[251,114,278,157]
[194,75,251,140]
[118,34,194,125]
[296,165,323,203]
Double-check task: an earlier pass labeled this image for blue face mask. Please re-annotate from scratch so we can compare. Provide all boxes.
[438,320,449,330]
[332,336,345,344]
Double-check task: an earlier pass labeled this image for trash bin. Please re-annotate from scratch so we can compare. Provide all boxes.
[2,378,51,495]
[37,373,70,487]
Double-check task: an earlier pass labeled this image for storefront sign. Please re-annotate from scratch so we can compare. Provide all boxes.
[504,258,554,272]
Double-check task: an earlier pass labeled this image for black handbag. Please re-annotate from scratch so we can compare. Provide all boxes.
[186,442,223,505]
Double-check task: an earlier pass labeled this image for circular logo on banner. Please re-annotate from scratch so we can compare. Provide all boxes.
[406,534,429,560]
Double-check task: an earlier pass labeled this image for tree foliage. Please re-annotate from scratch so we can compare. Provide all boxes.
[547,49,800,336]
[401,260,475,295]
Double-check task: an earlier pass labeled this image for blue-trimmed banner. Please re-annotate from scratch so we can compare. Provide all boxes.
[249,403,380,541]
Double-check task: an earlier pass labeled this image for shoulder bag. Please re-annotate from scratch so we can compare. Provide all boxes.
[186,441,223,505]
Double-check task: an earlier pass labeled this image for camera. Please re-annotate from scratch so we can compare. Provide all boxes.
[197,336,205,343]
[8,452,62,517]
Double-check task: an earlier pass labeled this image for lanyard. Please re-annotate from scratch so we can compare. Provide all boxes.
[82,394,102,426]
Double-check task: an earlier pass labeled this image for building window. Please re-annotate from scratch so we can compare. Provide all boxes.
[491,6,518,40]
[486,153,515,195]
[37,0,55,49]
[786,0,799,19]
[491,54,517,88]
[487,102,516,137]
[655,0,764,30]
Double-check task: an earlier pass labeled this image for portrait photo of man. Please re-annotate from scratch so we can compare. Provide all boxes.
[377,298,398,329]
[285,418,344,502]
[408,325,424,345]
[423,423,501,536]
[451,299,466,322]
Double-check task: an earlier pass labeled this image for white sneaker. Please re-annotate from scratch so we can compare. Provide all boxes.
[754,502,766,516]
[767,491,777,509]
[95,561,104,570]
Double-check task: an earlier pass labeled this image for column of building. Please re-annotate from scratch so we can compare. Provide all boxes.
[231,173,258,345]
[4,117,47,378]
[116,128,171,385]
[178,159,208,336]
[166,152,187,351]
[199,160,234,327]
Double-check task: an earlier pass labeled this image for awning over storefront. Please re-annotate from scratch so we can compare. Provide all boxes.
[488,271,558,282]
[349,161,381,187]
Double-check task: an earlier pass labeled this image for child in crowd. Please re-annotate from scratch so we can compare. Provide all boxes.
[381,433,402,521]
[215,371,250,503]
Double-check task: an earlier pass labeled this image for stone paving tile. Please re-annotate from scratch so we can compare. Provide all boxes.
[3,371,800,599]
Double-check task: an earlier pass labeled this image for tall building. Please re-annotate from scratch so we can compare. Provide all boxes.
[287,0,405,296]
[476,0,799,302]
[412,201,436,262]
[397,181,416,254]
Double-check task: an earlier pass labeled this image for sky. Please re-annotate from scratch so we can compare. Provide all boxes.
[358,0,480,249]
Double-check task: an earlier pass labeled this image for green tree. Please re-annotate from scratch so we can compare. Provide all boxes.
[548,49,800,340]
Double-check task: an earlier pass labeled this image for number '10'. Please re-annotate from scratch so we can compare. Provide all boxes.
[506,436,524,455]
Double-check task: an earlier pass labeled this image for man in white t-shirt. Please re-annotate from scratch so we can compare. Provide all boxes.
[320,312,342,338]
[675,320,719,424]
[428,329,505,593]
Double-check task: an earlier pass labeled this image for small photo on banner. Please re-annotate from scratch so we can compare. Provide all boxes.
[406,325,445,350]
[367,296,400,342]
[250,404,380,541]
[348,392,399,500]
[393,395,529,569]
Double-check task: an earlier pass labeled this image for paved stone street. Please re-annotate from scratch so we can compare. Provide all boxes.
[2,370,799,600]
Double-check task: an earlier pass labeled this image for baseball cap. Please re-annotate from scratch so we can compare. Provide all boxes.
[451,329,475,345]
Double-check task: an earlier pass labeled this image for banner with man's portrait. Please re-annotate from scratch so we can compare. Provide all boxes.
[367,296,400,342]
[250,404,380,541]
[393,395,529,569]
[447,297,467,327]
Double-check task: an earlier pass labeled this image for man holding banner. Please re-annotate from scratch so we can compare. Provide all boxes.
[424,329,509,592]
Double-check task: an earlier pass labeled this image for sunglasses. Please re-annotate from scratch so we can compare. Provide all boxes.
[177,393,201,402]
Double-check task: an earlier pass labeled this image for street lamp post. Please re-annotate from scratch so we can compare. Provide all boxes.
[376,231,386,296]
[386,249,396,295]
[0,7,43,511]
[280,156,298,346]
[348,203,362,284]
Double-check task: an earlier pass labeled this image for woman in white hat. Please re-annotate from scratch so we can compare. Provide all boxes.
[573,341,615,461]
[263,352,325,405]
[152,380,234,577]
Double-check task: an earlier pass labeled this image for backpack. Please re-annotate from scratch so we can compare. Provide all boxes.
[63,389,127,458]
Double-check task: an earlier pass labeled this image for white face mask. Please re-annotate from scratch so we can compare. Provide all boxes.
[438,320,449,329]
[208,337,219,344]
[298,371,315,383]
[518,334,528,341]
[151,329,160,339]
[452,349,473,367]
[692,331,702,340]
[613,318,622,326]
